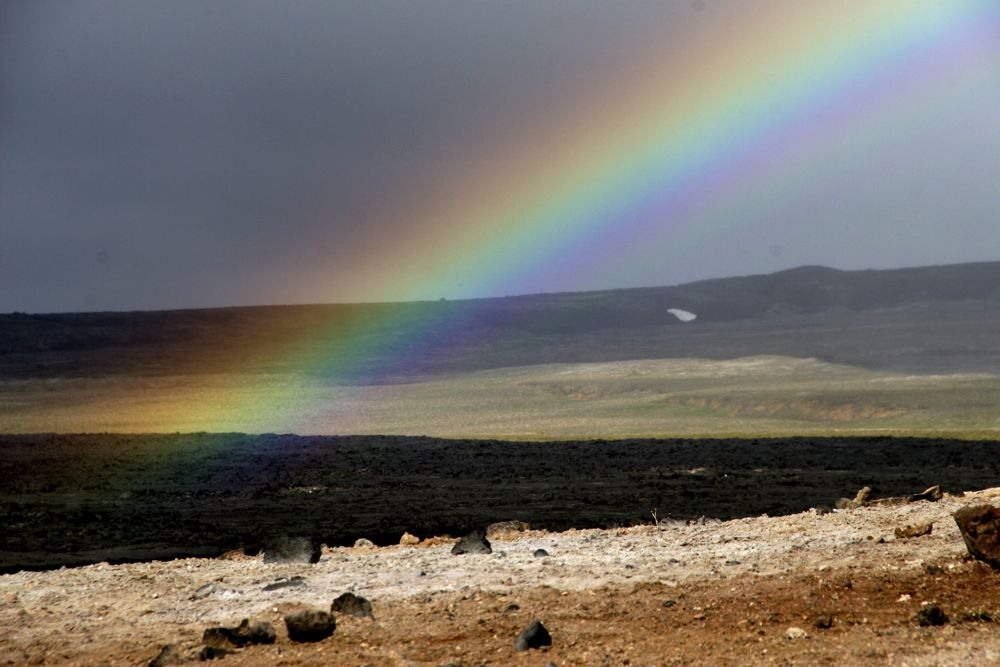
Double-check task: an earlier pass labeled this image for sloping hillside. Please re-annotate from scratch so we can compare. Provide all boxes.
[2,262,999,380]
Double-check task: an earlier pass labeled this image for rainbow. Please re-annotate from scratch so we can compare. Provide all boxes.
[182,0,998,433]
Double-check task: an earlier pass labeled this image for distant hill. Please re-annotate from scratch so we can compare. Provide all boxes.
[2,261,1000,380]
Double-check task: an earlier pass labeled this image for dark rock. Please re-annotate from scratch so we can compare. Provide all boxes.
[262,536,321,564]
[203,618,276,648]
[148,644,181,667]
[503,602,520,614]
[230,619,277,646]
[263,576,307,591]
[202,627,234,649]
[894,522,933,539]
[954,504,1000,569]
[284,610,335,642]
[452,529,492,555]
[331,592,374,619]
[198,645,235,660]
[960,609,994,623]
[815,615,833,629]
[662,599,676,608]
[533,548,549,558]
[514,619,552,651]
[908,485,943,502]
[916,605,949,627]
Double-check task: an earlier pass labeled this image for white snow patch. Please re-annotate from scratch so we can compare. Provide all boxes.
[667,308,697,322]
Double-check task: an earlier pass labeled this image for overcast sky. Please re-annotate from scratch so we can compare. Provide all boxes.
[2,1,999,313]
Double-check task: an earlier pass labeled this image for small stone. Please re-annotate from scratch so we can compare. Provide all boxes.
[954,504,1000,569]
[331,592,374,619]
[190,583,216,600]
[916,605,949,627]
[399,532,420,546]
[486,520,530,537]
[854,486,873,504]
[533,548,550,558]
[662,599,676,608]
[263,576,307,591]
[452,529,492,555]
[198,645,234,661]
[353,538,375,548]
[503,603,520,614]
[894,523,933,539]
[814,615,833,629]
[785,626,808,640]
[514,619,552,651]
[284,610,335,642]
[262,536,321,564]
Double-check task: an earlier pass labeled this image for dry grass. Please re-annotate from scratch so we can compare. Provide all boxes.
[3,355,1000,438]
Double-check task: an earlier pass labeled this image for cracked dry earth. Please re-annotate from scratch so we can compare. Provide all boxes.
[2,488,1000,666]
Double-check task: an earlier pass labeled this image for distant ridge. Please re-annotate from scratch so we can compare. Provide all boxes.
[2,261,999,379]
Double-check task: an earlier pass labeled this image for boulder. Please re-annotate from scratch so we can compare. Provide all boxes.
[330,592,374,619]
[515,619,552,651]
[262,536,321,564]
[399,532,420,546]
[953,504,1000,569]
[284,610,335,643]
[229,619,276,646]
[452,529,492,555]
[203,619,276,648]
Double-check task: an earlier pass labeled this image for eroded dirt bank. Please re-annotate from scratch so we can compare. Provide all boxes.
[2,487,1000,666]
[3,434,1000,571]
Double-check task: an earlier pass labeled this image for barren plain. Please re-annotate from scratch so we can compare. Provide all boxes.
[2,485,1000,666]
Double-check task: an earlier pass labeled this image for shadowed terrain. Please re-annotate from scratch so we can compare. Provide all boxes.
[2,433,999,572]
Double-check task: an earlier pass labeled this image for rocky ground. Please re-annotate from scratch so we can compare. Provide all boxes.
[2,487,1000,666]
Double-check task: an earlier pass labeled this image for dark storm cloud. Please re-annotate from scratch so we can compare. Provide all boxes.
[1,1,998,312]
[1,0,686,311]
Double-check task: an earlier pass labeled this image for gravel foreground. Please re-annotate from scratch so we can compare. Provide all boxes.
[3,487,1000,666]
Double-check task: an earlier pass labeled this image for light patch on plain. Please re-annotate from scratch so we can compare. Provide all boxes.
[667,308,697,322]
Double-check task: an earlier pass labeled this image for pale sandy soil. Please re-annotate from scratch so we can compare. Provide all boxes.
[2,488,1000,666]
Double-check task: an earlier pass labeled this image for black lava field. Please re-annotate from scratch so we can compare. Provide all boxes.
[2,434,998,572]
